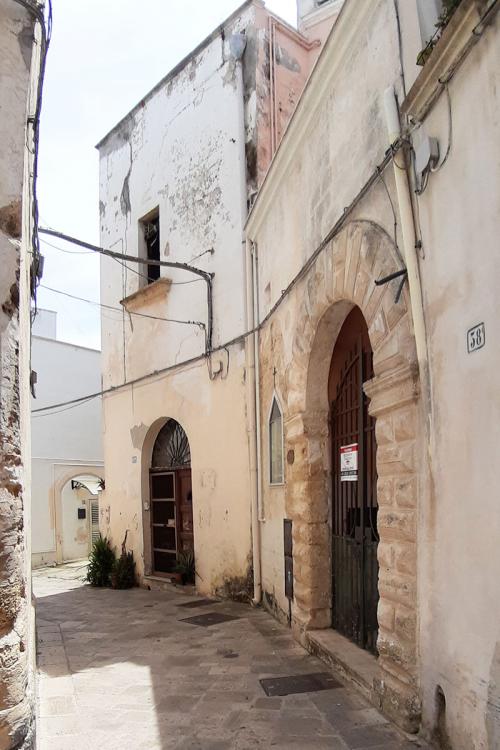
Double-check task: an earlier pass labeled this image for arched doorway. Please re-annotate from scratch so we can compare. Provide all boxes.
[329,307,379,653]
[149,419,193,576]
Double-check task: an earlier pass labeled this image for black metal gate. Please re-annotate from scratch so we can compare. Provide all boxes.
[331,338,379,653]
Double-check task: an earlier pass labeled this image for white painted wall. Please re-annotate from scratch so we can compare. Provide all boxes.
[33,308,57,338]
[31,325,103,566]
[97,3,260,591]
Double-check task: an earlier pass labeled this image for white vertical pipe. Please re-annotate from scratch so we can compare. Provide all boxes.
[245,239,262,604]
[252,243,264,524]
[384,87,429,395]
[235,40,262,604]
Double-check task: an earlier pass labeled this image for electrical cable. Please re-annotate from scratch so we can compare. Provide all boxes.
[188,247,214,263]
[38,284,205,328]
[376,166,402,263]
[430,83,452,172]
[393,0,406,98]
[39,226,215,351]
[32,395,98,419]
[40,236,203,285]
[33,147,402,417]
[11,0,52,313]
[41,237,93,255]
[110,254,203,287]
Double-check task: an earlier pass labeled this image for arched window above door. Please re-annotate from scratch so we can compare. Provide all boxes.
[151,420,191,469]
[269,396,284,485]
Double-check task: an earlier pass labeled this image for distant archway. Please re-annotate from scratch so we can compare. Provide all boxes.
[59,473,103,563]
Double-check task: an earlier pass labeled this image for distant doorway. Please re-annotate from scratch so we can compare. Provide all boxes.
[149,420,193,576]
[329,307,379,653]
[62,474,103,562]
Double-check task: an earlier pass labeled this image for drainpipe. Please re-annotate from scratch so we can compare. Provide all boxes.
[245,238,262,605]
[252,243,264,526]
[383,87,430,403]
[232,31,263,605]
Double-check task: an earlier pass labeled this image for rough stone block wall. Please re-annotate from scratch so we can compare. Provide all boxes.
[0,2,37,747]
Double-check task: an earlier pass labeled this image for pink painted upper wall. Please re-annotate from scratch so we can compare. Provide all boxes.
[253,3,339,189]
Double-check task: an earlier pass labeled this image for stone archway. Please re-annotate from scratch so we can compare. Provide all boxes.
[284,220,421,731]
[52,467,105,565]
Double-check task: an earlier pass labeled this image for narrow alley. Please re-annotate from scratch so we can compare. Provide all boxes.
[34,568,430,750]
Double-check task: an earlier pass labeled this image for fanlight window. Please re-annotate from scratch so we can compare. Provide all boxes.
[269,397,284,484]
[152,420,191,469]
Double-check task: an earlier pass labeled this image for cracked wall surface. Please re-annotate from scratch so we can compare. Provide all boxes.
[95,1,325,598]
[0,2,38,748]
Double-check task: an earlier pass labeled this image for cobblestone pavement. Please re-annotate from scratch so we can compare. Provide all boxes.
[34,566,431,750]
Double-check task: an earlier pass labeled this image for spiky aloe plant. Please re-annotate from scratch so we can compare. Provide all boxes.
[86,535,115,587]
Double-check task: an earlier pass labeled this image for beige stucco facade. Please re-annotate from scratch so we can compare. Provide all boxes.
[97,2,332,595]
[247,0,500,746]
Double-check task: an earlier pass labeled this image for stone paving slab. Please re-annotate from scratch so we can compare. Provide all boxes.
[34,567,431,750]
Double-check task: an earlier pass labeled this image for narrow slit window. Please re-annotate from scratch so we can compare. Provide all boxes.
[269,397,284,485]
[139,210,160,285]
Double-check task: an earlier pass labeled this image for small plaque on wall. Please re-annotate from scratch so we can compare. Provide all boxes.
[340,443,358,482]
[78,507,86,520]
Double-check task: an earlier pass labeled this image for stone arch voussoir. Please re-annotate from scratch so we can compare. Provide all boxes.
[285,220,421,732]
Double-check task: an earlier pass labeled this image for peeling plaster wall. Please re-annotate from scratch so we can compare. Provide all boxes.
[96,0,324,594]
[30,336,103,567]
[0,2,38,747]
[98,5,258,386]
[97,4,260,594]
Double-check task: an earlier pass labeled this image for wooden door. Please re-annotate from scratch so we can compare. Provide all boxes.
[150,472,177,574]
[176,469,193,552]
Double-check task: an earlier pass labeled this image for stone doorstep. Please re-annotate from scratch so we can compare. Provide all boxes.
[142,575,195,594]
[305,630,425,743]
[305,629,379,704]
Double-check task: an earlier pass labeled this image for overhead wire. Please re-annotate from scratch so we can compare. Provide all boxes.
[38,284,205,328]
[40,236,204,285]
[33,146,402,417]
[11,0,52,312]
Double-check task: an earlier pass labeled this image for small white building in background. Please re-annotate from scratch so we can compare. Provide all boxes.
[31,309,104,567]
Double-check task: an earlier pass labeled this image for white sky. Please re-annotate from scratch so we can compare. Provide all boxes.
[37,0,297,350]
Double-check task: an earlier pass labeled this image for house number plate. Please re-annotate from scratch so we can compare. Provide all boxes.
[467,323,485,353]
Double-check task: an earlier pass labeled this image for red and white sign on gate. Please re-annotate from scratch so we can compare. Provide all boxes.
[340,443,358,482]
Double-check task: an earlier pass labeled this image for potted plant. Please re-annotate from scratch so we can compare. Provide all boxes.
[110,531,136,589]
[175,549,195,585]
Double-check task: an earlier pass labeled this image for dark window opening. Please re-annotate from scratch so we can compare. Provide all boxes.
[141,213,160,284]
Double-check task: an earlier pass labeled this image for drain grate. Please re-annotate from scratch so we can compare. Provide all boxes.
[259,672,342,697]
[179,612,240,627]
[177,599,216,609]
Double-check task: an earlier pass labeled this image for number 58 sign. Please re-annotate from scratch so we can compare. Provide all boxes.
[467,323,485,353]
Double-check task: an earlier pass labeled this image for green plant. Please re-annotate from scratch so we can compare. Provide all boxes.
[86,535,115,587]
[436,0,462,29]
[175,549,195,585]
[417,0,463,66]
[112,550,136,589]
